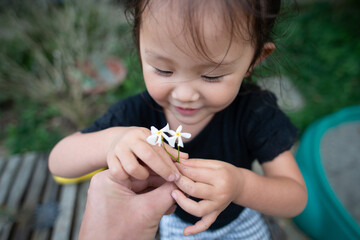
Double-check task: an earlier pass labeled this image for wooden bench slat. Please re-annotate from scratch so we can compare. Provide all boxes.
[0,155,22,239]
[22,155,48,208]
[51,184,78,240]
[31,172,60,240]
[1,153,37,240]
[0,156,7,177]
[0,155,21,205]
[71,181,90,240]
[13,155,48,240]
[0,152,92,240]
[7,153,37,208]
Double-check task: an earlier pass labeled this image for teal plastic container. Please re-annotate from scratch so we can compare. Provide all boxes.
[294,106,360,240]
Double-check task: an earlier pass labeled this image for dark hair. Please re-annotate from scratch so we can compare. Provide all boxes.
[125,0,281,73]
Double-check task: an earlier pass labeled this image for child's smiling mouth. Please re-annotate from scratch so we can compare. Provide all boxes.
[175,106,200,115]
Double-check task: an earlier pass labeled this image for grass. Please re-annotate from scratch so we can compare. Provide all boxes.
[0,1,359,154]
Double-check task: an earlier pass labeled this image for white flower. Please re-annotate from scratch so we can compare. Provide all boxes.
[146,123,170,146]
[168,125,191,148]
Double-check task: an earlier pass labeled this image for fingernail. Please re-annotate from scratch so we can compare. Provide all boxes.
[168,174,176,181]
[175,173,180,180]
[171,191,177,200]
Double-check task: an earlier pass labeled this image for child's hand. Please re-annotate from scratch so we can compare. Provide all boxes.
[173,159,243,236]
[106,127,188,182]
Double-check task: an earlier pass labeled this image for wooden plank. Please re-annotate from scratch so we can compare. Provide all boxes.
[0,155,21,239]
[71,181,89,240]
[42,175,60,204]
[13,154,48,240]
[0,155,21,205]
[31,171,59,240]
[0,152,89,240]
[7,153,37,208]
[0,156,7,177]
[22,155,48,208]
[51,184,77,240]
[0,153,37,240]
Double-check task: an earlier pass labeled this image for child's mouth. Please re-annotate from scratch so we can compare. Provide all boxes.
[175,106,200,115]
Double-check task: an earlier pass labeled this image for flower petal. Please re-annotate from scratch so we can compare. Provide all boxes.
[155,137,162,146]
[168,130,176,136]
[167,136,177,148]
[162,133,170,142]
[161,123,170,133]
[177,137,184,148]
[146,135,158,145]
[150,126,158,134]
[176,125,183,133]
[181,132,191,139]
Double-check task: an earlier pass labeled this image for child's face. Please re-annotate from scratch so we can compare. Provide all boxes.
[139,2,256,129]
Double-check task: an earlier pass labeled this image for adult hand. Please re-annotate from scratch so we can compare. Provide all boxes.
[79,170,178,240]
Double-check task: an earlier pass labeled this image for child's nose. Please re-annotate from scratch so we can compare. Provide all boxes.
[171,84,200,102]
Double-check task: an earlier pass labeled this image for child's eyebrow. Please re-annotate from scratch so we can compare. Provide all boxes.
[144,49,175,64]
[144,48,239,69]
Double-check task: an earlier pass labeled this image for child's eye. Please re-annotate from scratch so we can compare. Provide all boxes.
[201,75,223,82]
[154,68,173,76]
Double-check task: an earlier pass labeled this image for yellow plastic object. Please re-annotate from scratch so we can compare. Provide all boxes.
[53,168,107,184]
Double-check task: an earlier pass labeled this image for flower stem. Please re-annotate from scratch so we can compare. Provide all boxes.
[162,137,179,162]
[177,144,180,162]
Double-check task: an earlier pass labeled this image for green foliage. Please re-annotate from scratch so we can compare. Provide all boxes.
[276,1,360,133]
[112,53,145,98]
[3,103,62,154]
[0,0,134,154]
[0,0,130,128]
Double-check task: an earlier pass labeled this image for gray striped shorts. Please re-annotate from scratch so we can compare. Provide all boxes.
[159,208,270,240]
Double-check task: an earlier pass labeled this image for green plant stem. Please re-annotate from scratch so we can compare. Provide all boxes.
[177,144,180,162]
[161,138,179,162]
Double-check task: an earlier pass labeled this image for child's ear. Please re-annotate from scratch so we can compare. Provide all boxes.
[245,42,275,77]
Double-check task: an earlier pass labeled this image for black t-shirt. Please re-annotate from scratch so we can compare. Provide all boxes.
[82,83,298,229]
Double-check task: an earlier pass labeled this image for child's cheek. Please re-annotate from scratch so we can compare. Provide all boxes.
[143,73,169,104]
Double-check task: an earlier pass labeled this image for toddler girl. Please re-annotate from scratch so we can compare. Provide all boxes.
[49,0,307,239]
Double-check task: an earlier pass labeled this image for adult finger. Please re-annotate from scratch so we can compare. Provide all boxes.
[164,205,177,215]
[137,182,178,220]
[184,212,218,236]
[131,175,166,193]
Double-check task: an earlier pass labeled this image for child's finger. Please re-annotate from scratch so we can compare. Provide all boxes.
[176,162,215,184]
[171,189,214,218]
[180,158,220,169]
[118,149,150,180]
[131,141,180,182]
[107,154,129,181]
[184,212,218,236]
[175,174,212,199]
